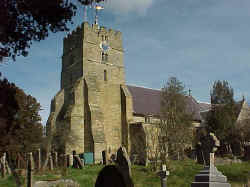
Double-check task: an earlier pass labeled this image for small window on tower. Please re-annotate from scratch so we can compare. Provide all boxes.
[104,70,107,81]
[102,52,105,62]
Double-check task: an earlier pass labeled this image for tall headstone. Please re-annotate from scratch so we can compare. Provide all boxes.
[37,149,41,170]
[1,153,6,178]
[191,153,231,187]
[27,153,34,187]
[54,152,58,168]
[116,146,134,187]
[48,154,53,170]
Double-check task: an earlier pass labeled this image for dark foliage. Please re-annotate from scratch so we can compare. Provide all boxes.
[0,73,43,153]
[95,165,126,187]
[0,0,105,62]
[206,80,238,155]
[210,80,234,104]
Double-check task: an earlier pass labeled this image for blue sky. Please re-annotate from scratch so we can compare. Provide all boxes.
[1,0,250,125]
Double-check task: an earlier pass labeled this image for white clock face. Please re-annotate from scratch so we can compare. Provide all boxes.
[100,41,110,52]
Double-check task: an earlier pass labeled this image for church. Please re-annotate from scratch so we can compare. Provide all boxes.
[46,21,210,164]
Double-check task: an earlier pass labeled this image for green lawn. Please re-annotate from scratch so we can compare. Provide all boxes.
[0,160,249,187]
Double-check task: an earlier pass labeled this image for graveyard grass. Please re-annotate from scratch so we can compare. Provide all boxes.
[0,159,250,187]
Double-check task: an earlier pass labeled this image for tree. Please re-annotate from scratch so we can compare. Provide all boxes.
[0,74,43,153]
[0,0,105,62]
[159,77,193,161]
[210,80,234,104]
[0,73,43,186]
[206,80,238,155]
[144,124,161,171]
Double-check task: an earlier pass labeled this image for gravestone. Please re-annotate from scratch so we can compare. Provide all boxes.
[48,154,53,170]
[1,153,6,178]
[102,151,106,165]
[116,146,134,187]
[191,153,231,187]
[72,151,78,169]
[69,155,73,167]
[54,152,58,168]
[37,149,41,170]
[95,165,126,187]
[27,152,34,187]
[244,145,250,160]
[75,156,83,169]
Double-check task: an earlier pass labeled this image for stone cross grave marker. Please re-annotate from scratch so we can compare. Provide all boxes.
[191,152,231,187]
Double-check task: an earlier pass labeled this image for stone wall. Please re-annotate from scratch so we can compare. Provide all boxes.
[129,124,147,164]
[65,79,85,154]
[46,89,64,138]
[81,23,126,162]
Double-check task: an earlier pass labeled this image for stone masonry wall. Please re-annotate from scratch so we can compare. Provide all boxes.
[46,90,64,137]
[81,23,126,163]
[65,78,85,154]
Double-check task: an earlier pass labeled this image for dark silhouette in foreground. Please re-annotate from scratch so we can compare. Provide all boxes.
[95,165,126,187]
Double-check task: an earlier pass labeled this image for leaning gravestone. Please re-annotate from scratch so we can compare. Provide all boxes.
[116,146,134,187]
[191,153,231,187]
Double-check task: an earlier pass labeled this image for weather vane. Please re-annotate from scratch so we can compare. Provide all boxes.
[80,0,106,24]
[94,4,104,25]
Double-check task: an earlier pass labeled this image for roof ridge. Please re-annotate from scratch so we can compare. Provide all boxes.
[126,84,161,91]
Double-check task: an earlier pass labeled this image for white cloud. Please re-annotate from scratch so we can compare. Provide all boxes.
[106,0,154,15]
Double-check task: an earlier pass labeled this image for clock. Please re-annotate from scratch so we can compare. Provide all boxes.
[100,41,110,52]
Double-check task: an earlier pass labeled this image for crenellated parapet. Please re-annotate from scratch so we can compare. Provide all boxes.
[63,22,123,54]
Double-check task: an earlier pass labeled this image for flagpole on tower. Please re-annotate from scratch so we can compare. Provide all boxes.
[84,6,88,22]
[94,5,104,25]
[81,0,106,24]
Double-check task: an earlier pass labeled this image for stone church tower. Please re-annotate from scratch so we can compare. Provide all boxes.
[46,22,133,163]
[47,21,206,165]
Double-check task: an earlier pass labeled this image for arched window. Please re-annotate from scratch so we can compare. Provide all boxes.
[104,70,107,81]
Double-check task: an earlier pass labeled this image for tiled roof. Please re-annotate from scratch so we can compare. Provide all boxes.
[185,96,202,121]
[127,85,161,116]
[126,85,202,121]
[235,100,244,118]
